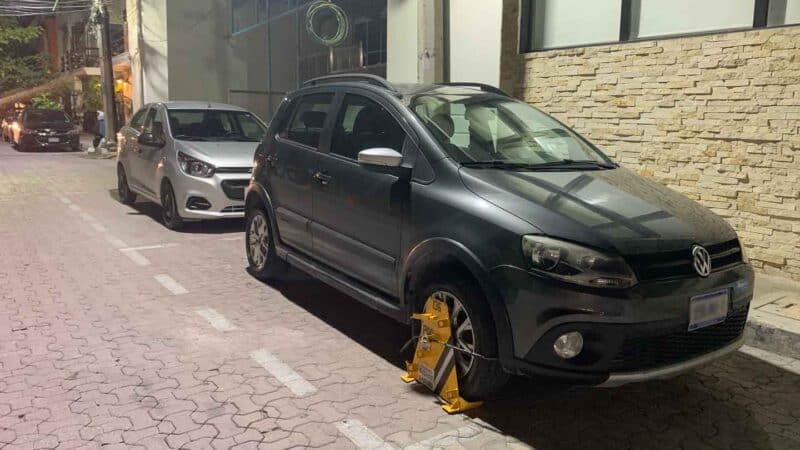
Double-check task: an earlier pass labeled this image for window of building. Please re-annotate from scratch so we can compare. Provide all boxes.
[232,0,267,34]
[330,95,405,160]
[528,0,622,50]
[521,0,800,52]
[278,93,334,149]
[768,0,800,26]
[630,0,755,39]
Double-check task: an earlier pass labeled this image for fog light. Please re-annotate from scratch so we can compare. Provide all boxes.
[186,196,211,210]
[553,331,583,359]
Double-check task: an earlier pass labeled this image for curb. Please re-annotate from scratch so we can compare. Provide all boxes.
[744,310,800,360]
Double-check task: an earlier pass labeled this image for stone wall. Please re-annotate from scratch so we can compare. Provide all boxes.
[503,17,800,281]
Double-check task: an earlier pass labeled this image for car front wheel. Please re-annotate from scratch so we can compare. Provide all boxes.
[160,180,184,230]
[117,165,137,204]
[416,276,509,401]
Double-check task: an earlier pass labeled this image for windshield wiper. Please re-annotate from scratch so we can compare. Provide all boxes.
[173,135,211,141]
[461,159,617,170]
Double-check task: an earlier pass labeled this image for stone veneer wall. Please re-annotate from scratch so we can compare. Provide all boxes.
[501,8,800,281]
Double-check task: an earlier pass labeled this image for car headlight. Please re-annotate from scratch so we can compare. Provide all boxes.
[522,235,637,288]
[178,151,215,178]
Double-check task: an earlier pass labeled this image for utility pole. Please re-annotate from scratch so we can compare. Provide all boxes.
[91,0,117,154]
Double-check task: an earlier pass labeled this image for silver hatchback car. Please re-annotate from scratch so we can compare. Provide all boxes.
[116,102,267,228]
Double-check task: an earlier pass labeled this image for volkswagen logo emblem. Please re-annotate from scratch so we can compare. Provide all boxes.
[692,245,712,277]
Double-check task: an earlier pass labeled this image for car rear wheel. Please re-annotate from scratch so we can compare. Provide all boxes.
[246,207,287,280]
[117,165,137,205]
[160,180,184,230]
[416,276,509,401]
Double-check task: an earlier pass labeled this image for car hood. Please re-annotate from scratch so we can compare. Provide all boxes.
[175,140,258,168]
[459,166,737,255]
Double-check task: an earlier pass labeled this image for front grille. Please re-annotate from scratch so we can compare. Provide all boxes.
[216,167,252,174]
[35,134,68,144]
[610,307,748,372]
[221,179,248,200]
[221,205,245,213]
[626,239,743,281]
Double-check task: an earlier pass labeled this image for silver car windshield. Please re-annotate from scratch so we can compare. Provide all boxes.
[410,93,612,167]
[167,109,267,142]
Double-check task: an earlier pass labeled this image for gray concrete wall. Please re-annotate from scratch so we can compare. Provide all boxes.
[140,0,169,104]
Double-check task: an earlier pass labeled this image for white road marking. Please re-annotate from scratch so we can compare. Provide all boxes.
[79,212,97,222]
[220,235,244,241]
[90,222,107,233]
[119,243,179,251]
[250,349,317,397]
[154,274,187,295]
[195,308,237,331]
[68,204,81,212]
[120,249,150,266]
[740,345,800,376]
[335,419,393,450]
[58,196,71,205]
[104,235,129,249]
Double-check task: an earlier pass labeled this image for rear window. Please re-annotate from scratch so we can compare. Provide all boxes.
[277,93,334,149]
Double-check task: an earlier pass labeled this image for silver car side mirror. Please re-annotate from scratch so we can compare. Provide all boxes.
[358,147,403,167]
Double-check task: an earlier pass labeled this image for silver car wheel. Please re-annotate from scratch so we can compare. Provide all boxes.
[432,290,476,375]
[248,213,269,269]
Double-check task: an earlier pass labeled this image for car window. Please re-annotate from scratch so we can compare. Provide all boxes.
[278,93,334,149]
[167,110,266,141]
[130,107,149,132]
[330,94,405,160]
[142,108,157,133]
[24,110,70,123]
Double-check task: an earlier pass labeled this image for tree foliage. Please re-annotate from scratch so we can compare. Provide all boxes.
[31,93,62,110]
[0,17,49,95]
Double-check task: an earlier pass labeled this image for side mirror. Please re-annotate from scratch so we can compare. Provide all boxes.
[358,147,403,167]
[138,132,165,148]
[358,147,411,179]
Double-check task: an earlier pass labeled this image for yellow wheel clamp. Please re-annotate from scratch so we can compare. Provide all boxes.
[401,294,482,414]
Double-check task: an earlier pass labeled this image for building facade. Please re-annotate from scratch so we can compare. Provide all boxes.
[126,0,799,281]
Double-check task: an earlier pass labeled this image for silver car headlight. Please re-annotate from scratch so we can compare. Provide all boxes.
[178,151,215,178]
[522,235,637,289]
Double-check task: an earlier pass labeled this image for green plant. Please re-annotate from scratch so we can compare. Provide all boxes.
[31,93,63,110]
[0,18,49,94]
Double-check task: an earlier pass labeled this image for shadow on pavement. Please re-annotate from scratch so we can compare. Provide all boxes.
[108,189,245,234]
[271,271,800,449]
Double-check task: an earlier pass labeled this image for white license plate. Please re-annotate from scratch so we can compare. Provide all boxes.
[48,137,60,143]
[688,289,729,331]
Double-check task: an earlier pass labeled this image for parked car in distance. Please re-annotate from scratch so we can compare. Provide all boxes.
[116,101,268,229]
[245,74,754,400]
[11,109,81,152]
[1,112,18,142]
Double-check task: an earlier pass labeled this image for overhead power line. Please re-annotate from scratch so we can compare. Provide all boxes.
[0,0,112,16]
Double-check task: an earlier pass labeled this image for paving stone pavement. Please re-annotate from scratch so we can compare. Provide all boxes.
[1,141,799,450]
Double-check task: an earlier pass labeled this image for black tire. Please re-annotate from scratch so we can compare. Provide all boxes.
[117,165,137,205]
[245,207,288,281]
[415,273,510,401]
[160,180,184,230]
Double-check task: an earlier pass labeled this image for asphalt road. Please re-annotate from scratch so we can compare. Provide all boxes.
[1,141,798,449]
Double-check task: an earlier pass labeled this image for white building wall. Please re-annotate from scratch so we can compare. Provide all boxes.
[387,0,420,83]
[139,0,169,104]
[448,0,503,87]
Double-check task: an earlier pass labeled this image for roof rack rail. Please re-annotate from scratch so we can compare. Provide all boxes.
[302,74,397,92]
[438,82,510,97]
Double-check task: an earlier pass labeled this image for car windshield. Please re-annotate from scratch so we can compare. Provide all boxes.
[166,109,267,142]
[25,110,70,123]
[409,91,612,168]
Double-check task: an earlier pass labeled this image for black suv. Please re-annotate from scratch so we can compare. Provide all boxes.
[12,109,80,152]
[245,74,754,399]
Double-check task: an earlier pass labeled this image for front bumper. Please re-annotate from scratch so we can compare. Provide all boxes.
[491,262,754,385]
[170,171,250,219]
[20,133,79,150]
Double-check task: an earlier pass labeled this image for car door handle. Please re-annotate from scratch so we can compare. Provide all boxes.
[313,170,331,186]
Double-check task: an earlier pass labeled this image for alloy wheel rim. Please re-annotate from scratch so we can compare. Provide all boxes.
[248,214,269,268]
[432,290,476,375]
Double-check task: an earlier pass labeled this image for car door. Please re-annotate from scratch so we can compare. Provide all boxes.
[122,106,150,191]
[311,92,408,296]
[266,92,335,256]
[136,105,167,196]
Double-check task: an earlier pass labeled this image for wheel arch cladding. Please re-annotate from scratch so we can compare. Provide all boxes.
[402,237,515,364]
